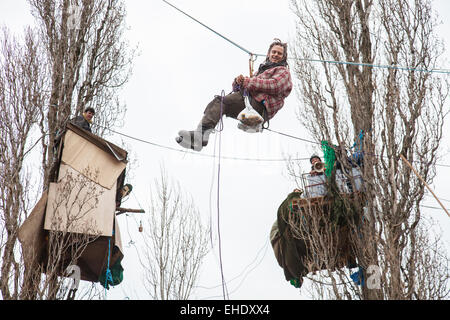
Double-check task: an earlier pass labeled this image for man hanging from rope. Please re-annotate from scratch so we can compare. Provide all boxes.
[176,38,293,151]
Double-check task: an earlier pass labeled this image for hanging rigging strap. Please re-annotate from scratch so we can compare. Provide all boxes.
[103,231,114,298]
[248,53,257,77]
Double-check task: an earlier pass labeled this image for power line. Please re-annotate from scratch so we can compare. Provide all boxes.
[265,128,320,145]
[198,239,270,299]
[425,193,450,203]
[95,124,310,162]
[286,55,450,75]
[265,127,450,170]
[420,204,450,211]
[95,123,450,172]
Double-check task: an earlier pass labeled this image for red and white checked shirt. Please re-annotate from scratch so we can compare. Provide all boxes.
[242,66,292,120]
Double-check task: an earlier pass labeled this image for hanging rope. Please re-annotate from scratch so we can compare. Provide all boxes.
[103,232,114,298]
[349,130,365,166]
[161,0,254,56]
[216,90,229,300]
[351,130,364,152]
[92,122,450,168]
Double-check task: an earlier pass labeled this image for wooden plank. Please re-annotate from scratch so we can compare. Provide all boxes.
[66,123,128,162]
[61,130,126,190]
[114,216,124,256]
[44,166,116,236]
[298,192,365,207]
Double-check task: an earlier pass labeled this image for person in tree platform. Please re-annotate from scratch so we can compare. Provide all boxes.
[71,107,95,132]
[309,154,325,176]
[176,38,293,152]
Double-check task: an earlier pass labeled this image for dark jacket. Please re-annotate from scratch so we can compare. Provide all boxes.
[71,115,92,132]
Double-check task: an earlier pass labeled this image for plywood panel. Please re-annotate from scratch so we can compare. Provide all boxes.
[44,166,116,236]
[62,130,126,190]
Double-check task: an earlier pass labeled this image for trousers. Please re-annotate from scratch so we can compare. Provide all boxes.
[200,91,266,129]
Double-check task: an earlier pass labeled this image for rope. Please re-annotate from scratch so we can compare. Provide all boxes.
[264,127,450,170]
[92,121,450,213]
[93,123,308,162]
[208,135,219,248]
[93,123,450,168]
[216,91,229,300]
[264,128,320,145]
[104,236,113,298]
[198,239,270,299]
[161,0,253,56]
[350,130,364,151]
[161,0,450,75]
[288,56,450,75]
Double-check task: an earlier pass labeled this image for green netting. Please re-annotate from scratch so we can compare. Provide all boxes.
[320,140,360,227]
[290,278,302,288]
[321,141,336,177]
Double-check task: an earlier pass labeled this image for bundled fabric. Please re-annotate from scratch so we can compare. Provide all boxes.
[99,258,124,290]
[271,189,360,288]
[270,190,308,288]
[350,267,365,286]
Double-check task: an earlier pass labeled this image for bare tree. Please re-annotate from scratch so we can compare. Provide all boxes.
[141,169,210,300]
[27,0,135,187]
[0,27,45,300]
[287,0,449,299]
[39,168,104,299]
[1,0,134,300]
[15,167,105,300]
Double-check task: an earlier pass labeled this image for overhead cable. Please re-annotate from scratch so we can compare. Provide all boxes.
[94,124,310,162]
[162,0,450,75]
[162,0,253,56]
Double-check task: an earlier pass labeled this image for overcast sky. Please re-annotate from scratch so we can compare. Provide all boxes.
[1,0,449,300]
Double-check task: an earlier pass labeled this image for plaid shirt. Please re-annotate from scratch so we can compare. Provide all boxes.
[242,66,292,120]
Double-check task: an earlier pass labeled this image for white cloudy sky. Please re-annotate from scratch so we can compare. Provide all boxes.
[1,0,449,300]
